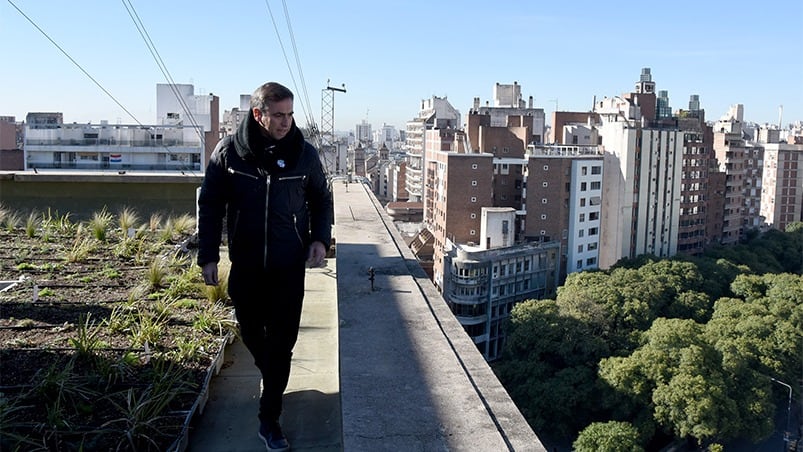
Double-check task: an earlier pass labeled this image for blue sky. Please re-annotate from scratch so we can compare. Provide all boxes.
[2,0,801,133]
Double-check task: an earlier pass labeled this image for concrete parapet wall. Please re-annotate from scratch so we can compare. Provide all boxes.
[334,180,545,451]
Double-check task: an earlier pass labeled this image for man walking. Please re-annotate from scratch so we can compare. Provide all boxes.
[197,81,332,451]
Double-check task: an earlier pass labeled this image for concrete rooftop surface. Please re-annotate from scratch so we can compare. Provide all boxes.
[188,180,547,451]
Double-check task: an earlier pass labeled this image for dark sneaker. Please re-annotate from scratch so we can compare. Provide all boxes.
[258,421,290,451]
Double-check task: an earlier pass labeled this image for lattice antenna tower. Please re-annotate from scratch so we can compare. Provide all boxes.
[321,80,346,173]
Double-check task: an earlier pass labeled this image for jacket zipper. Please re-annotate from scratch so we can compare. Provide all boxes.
[292,214,303,247]
[278,175,305,182]
[283,175,306,248]
[264,175,271,268]
[227,167,259,179]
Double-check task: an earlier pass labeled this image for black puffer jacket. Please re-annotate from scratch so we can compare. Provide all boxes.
[197,113,332,269]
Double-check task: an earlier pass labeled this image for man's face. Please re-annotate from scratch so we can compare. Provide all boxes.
[254,97,294,140]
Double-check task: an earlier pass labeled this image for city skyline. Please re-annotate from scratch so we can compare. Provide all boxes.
[2,0,801,132]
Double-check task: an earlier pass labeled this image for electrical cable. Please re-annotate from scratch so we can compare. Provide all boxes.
[7,0,199,175]
[7,0,140,125]
[121,0,204,144]
[262,0,315,132]
[282,0,318,135]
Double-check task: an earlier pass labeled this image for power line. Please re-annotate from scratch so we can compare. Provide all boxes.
[282,0,317,134]
[261,0,316,135]
[7,0,140,124]
[7,0,199,175]
[121,0,203,143]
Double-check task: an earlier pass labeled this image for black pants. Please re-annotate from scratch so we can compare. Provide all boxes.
[228,261,305,423]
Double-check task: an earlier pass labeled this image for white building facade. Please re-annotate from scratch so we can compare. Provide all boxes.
[404,96,461,202]
[566,158,604,273]
[443,208,560,361]
[597,96,683,268]
[760,142,803,231]
[24,84,214,173]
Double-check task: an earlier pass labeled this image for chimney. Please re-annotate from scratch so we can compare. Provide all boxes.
[528,96,533,109]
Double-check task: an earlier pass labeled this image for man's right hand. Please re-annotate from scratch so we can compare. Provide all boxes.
[202,262,219,286]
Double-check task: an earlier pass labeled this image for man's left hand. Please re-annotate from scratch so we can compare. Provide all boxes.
[306,241,326,268]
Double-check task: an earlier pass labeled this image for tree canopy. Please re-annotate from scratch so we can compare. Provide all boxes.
[495,226,803,448]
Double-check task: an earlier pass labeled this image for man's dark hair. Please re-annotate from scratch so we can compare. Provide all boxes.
[251,82,294,111]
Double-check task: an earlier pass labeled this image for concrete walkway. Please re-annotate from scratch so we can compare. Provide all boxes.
[187,260,341,451]
[187,180,545,451]
[333,180,544,451]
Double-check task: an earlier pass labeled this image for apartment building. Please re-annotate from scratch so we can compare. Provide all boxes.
[373,123,398,150]
[523,145,604,275]
[424,128,493,289]
[469,81,546,145]
[596,94,683,268]
[467,111,529,210]
[675,96,718,255]
[551,111,599,145]
[713,105,748,244]
[743,141,765,229]
[442,207,560,361]
[220,94,251,137]
[428,84,593,285]
[404,96,461,202]
[761,141,803,230]
[23,84,218,173]
[356,120,372,144]
[0,116,23,170]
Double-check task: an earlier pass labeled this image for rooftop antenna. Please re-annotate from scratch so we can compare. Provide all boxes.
[779,105,783,129]
[321,80,346,174]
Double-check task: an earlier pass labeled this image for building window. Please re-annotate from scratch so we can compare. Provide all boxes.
[579,213,585,222]
[588,242,598,251]
[578,245,583,253]
[580,198,586,207]
[579,229,584,237]
[591,181,601,190]
[589,211,599,221]
[586,257,597,266]
[577,260,583,268]
[591,166,601,174]
[589,227,598,236]
[582,166,588,176]
[581,182,587,191]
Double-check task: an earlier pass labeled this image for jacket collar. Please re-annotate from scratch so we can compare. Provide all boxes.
[233,113,305,171]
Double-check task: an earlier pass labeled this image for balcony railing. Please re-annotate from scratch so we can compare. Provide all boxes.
[25,138,202,147]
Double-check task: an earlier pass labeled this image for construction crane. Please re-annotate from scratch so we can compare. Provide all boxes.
[319,80,346,175]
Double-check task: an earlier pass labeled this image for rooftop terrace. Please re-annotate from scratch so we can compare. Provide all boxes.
[188,179,546,451]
